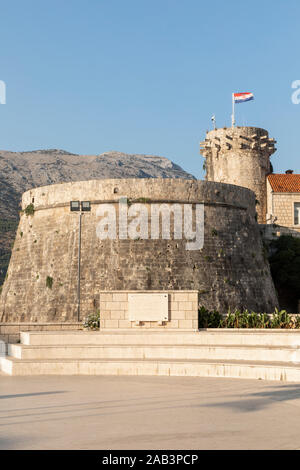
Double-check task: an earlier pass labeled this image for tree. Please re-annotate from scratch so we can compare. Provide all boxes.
[269,235,300,312]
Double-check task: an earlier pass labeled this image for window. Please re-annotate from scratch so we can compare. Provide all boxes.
[294,203,300,225]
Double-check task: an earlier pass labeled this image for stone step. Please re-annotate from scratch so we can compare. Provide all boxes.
[1,356,300,381]
[8,343,300,363]
[20,330,300,347]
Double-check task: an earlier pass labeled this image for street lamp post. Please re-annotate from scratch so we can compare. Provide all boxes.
[77,211,82,322]
[70,201,91,322]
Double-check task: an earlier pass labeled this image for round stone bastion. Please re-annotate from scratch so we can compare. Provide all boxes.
[0,178,278,322]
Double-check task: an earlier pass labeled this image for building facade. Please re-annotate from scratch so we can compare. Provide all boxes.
[267,172,300,233]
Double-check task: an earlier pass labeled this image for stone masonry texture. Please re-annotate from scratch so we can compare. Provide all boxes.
[0,178,278,322]
[99,290,198,330]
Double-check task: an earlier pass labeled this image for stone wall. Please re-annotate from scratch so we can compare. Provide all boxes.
[99,290,198,330]
[0,322,82,344]
[0,178,278,322]
[260,224,300,242]
[200,126,276,223]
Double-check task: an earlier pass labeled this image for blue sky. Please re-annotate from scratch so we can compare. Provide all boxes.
[0,0,299,179]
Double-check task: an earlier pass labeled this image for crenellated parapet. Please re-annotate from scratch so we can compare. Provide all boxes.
[200,127,276,156]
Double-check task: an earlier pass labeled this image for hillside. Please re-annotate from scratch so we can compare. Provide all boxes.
[0,149,195,284]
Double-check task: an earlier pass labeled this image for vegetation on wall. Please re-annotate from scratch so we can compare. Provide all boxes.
[25,204,35,216]
[46,276,53,289]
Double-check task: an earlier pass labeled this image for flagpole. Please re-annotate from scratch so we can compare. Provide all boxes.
[231,93,235,127]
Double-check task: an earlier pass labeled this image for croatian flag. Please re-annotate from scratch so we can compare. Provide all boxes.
[233,92,254,103]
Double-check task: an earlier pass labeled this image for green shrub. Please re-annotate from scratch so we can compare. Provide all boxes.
[270,308,292,329]
[199,307,300,329]
[198,306,223,328]
[294,316,300,329]
[83,311,100,330]
[223,310,271,329]
[269,235,300,312]
[256,313,270,329]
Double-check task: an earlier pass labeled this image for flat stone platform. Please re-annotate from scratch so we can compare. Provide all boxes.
[1,375,300,449]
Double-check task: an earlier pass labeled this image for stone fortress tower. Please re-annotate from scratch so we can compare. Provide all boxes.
[200,127,276,223]
[0,178,278,324]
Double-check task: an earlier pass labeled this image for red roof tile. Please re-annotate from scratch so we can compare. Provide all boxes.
[268,174,300,192]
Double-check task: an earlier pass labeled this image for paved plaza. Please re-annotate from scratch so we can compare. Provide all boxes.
[1,374,300,450]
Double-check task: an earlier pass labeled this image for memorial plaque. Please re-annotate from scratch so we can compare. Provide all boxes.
[128,293,169,322]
